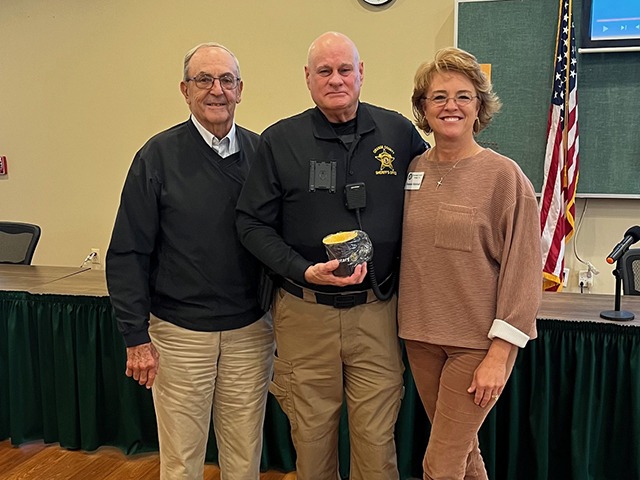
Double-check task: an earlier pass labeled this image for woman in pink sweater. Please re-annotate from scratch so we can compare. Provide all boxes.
[399,47,542,479]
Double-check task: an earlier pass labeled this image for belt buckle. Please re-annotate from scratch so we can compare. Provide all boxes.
[333,294,357,309]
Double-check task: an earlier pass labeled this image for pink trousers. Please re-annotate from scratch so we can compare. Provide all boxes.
[405,340,517,480]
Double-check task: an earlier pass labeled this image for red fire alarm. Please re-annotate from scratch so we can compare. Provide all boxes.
[0,156,7,175]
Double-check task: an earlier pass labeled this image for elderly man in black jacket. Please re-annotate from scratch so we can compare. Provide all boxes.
[107,43,273,480]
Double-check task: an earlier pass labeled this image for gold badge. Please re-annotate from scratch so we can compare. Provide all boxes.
[373,145,397,175]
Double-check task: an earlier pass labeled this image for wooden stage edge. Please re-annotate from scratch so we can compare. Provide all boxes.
[539,291,640,326]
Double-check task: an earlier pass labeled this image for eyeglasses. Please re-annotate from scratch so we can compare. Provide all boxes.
[186,74,240,91]
[423,93,478,107]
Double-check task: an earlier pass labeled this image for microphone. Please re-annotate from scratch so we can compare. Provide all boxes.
[606,226,640,264]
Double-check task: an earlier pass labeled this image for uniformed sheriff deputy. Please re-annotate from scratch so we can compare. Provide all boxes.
[236,32,426,480]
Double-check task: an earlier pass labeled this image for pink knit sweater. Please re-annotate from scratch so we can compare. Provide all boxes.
[398,148,541,349]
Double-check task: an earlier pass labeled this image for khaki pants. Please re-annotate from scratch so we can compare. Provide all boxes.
[149,314,274,480]
[405,340,517,480]
[270,289,404,480]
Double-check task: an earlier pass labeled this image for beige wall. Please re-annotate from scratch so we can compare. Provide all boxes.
[0,0,637,294]
[564,199,639,294]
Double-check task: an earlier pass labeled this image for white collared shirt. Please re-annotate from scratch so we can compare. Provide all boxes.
[190,115,239,158]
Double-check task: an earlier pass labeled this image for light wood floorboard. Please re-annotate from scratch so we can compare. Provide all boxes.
[0,440,296,480]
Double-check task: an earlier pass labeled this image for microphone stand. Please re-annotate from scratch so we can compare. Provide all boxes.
[600,259,635,321]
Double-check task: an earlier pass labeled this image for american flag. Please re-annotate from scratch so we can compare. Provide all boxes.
[539,0,580,292]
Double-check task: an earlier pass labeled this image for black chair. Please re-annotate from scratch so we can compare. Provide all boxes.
[0,222,41,265]
[622,248,640,296]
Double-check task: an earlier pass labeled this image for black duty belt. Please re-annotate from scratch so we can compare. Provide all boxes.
[281,279,371,309]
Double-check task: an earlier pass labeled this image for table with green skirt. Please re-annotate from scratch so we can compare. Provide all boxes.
[2,265,640,479]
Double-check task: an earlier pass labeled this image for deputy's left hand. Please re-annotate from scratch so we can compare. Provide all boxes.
[304,260,367,286]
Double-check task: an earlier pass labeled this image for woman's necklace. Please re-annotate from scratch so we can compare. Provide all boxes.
[430,146,483,190]
[435,157,466,190]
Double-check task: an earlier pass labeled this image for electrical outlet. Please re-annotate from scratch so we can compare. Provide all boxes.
[563,268,570,288]
[90,248,101,268]
[578,270,593,289]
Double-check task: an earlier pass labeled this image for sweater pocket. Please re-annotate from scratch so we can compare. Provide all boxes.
[434,203,477,252]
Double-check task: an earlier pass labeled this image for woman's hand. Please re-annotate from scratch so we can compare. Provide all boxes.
[468,338,516,407]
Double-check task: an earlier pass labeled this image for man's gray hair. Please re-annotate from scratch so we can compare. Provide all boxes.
[183,43,241,81]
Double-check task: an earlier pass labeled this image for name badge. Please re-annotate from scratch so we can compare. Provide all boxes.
[404,172,424,190]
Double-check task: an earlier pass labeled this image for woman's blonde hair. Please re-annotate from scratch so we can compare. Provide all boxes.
[411,47,501,134]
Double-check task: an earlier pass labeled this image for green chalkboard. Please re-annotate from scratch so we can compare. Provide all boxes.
[457,0,640,197]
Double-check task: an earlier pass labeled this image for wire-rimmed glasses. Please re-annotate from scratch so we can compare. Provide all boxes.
[423,92,478,107]
[186,74,240,90]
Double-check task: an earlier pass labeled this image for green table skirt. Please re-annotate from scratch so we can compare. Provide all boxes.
[2,291,640,479]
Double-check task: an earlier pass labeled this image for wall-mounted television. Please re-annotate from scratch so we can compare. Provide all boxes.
[580,0,640,53]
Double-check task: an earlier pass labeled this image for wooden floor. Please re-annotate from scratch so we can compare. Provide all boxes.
[0,440,296,479]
